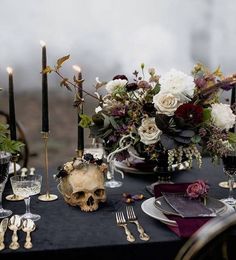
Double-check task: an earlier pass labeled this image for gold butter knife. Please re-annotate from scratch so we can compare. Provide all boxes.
[0,218,9,251]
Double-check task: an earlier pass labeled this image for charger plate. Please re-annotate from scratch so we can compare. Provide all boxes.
[114,160,154,175]
[141,197,234,227]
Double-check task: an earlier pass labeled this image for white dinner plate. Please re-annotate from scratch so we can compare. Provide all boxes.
[8,162,21,174]
[114,160,154,175]
[141,197,235,227]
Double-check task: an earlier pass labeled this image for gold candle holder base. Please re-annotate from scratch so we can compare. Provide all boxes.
[5,194,24,201]
[38,193,58,201]
[39,132,58,202]
[219,181,236,189]
[6,154,24,201]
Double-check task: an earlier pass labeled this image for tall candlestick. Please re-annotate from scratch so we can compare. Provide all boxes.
[40,40,49,133]
[73,65,84,155]
[7,67,17,141]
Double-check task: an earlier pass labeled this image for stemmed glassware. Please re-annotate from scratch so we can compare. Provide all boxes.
[10,175,42,221]
[0,152,12,218]
[221,155,236,206]
[105,158,123,188]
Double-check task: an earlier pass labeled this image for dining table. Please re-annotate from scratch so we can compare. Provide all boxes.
[1,158,235,259]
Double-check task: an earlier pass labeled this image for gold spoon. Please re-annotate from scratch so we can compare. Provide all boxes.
[8,215,22,250]
[22,219,36,249]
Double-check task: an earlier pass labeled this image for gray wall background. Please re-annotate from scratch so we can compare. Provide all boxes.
[0,0,236,91]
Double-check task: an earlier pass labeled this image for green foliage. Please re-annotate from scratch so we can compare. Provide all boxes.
[0,123,24,153]
[79,114,92,128]
[202,108,211,122]
[228,132,236,144]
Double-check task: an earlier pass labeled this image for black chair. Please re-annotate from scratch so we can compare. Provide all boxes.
[0,110,29,168]
[175,212,236,260]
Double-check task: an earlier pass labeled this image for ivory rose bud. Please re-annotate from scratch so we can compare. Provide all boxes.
[138,117,162,145]
[153,92,181,116]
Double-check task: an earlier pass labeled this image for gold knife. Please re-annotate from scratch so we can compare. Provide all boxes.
[0,218,9,251]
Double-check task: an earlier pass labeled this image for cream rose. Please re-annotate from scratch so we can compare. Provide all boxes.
[211,103,236,131]
[138,117,162,145]
[153,92,181,116]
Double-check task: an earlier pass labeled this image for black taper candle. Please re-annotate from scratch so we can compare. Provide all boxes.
[7,68,17,141]
[41,42,49,132]
[230,86,236,133]
[77,71,84,151]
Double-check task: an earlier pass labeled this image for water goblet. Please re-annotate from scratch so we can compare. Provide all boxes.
[0,152,12,218]
[221,155,236,206]
[10,175,42,221]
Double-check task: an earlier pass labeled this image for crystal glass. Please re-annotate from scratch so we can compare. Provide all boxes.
[0,151,12,218]
[10,175,42,221]
[221,155,236,206]
[105,159,123,188]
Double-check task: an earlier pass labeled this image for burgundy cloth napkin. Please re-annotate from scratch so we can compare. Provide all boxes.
[154,183,212,238]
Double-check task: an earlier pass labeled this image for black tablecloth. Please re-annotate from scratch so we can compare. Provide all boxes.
[0,158,233,259]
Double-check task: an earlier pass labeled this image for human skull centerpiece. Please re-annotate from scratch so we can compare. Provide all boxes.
[56,154,107,212]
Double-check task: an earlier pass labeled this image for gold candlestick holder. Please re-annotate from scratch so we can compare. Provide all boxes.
[76,149,84,159]
[6,154,24,201]
[38,132,58,201]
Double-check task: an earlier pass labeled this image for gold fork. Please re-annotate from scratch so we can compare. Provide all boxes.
[115,211,135,242]
[126,206,150,241]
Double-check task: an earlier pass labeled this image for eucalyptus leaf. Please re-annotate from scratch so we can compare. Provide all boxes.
[174,136,191,144]
[191,135,201,144]
[160,134,177,150]
[179,130,195,138]
[109,117,119,129]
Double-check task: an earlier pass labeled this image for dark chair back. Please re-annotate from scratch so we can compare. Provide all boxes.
[175,212,236,260]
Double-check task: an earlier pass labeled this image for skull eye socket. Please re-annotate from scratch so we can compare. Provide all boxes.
[94,189,105,197]
[73,191,85,200]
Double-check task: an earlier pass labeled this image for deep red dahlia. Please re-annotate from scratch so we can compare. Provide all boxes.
[112,74,128,81]
[175,103,203,124]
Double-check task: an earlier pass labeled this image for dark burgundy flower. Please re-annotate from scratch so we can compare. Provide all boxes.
[126,83,138,92]
[175,103,203,125]
[113,74,128,81]
[143,103,155,116]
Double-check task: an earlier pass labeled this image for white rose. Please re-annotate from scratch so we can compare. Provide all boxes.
[211,103,236,131]
[105,79,127,93]
[159,69,195,102]
[138,117,162,145]
[153,92,181,116]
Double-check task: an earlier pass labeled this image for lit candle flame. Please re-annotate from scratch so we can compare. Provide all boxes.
[40,40,46,47]
[6,67,13,74]
[73,65,81,73]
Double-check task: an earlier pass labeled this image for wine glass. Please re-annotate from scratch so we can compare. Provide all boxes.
[0,151,12,218]
[10,175,42,221]
[221,155,236,206]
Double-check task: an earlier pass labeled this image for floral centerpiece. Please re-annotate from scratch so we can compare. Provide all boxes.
[89,63,236,171]
[43,56,236,173]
